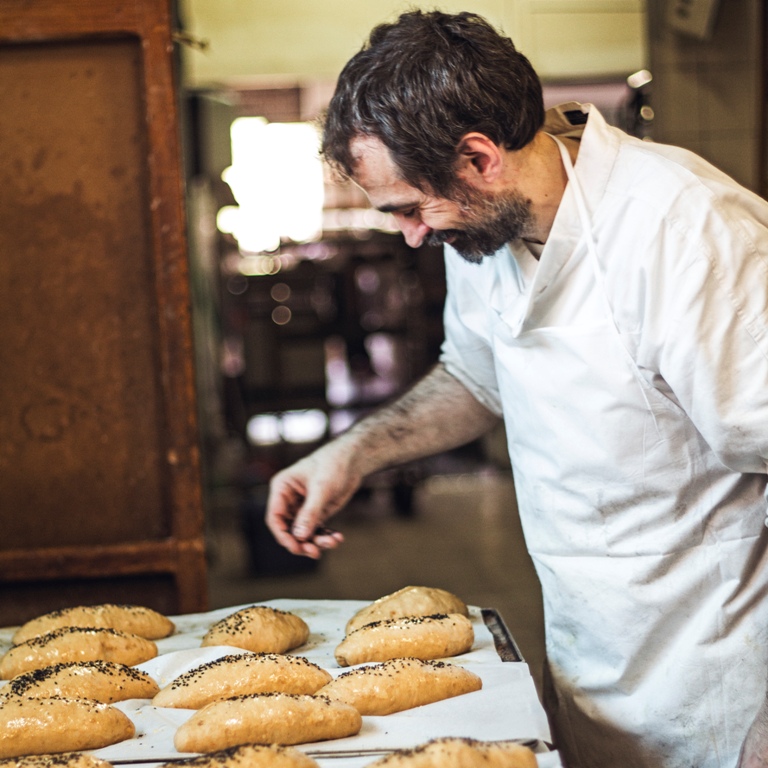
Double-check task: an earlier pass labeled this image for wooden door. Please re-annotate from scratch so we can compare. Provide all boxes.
[0,0,207,623]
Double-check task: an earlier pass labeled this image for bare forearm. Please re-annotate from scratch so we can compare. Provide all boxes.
[265,363,500,557]
[338,362,500,478]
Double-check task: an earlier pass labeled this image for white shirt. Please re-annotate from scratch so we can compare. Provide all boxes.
[440,103,768,768]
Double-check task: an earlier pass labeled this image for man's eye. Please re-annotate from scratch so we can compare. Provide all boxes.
[401,209,417,219]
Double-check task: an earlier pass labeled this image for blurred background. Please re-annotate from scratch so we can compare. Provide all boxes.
[1,0,764,694]
[179,0,763,687]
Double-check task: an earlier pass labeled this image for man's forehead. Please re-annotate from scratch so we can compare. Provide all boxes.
[347,135,416,202]
[349,135,394,172]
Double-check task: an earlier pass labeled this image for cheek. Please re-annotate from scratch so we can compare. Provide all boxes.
[424,207,464,230]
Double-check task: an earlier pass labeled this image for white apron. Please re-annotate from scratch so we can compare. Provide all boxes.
[487,137,768,767]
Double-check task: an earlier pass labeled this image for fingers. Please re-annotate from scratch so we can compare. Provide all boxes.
[290,507,326,542]
[265,481,304,552]
[291,528,346,560]
[265,472,347,558]
[265,443,360,558]
[269,522,345,560]
[276,481,340,542]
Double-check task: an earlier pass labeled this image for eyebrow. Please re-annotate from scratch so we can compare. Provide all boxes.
[375,201,419,214]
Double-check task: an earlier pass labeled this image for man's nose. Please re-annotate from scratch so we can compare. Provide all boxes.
[396,217,432,248]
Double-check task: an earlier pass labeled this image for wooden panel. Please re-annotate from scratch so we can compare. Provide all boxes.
[0,0,207,623]
[0,0,166,39]
[0,38,167,547]
[3,575,183,621]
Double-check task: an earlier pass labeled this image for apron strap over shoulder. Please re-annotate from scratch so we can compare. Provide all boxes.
[550,134,662,436]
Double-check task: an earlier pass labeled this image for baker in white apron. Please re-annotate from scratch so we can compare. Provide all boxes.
[441,103,768,767]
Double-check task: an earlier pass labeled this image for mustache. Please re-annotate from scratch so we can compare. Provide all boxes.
[426,229,461,247]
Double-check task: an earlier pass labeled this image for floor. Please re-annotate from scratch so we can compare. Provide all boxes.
[204,444,547,694]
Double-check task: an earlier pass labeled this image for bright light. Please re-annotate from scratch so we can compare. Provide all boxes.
[220,118,325,253]
[246,409,329,446]
[280,409,328,443]
[246,414,282,446]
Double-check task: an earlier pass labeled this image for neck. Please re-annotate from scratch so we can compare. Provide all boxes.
[510,131,576,244]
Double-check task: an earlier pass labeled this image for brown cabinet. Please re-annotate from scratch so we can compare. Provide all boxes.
[0,0,207,623]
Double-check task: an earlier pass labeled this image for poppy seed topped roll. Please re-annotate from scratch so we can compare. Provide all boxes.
[153,652,331,709]
[7,660,159,702]
[334,613,474,667]
[317,657,481,714]
[174,692,362,752]
[367,737,537,768]
[0,696,135,758]
[0,755,114,768]
[0,627,157,679]
[12,604,174,645]
[201,606,309,654]
[346,586,468,634]
[158,743,319,768]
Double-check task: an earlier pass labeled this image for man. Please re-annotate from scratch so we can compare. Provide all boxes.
[265,10,768,768]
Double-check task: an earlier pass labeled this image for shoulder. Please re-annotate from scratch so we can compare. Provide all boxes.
[591,136,768,346]
[608,131,766,227]
[589,132,768,278]
[578,106,768,243]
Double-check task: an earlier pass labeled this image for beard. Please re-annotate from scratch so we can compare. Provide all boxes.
[426,184,533,264]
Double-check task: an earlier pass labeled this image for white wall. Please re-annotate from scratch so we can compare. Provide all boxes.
[179,0,647,88]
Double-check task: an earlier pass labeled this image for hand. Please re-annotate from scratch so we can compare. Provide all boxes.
[739,697,768,767]
[265,440,361,559]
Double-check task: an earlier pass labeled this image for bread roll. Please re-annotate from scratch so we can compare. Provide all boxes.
[201,606,309,654]
[334,613,474,667]
[318,657,481,715]
[7,660,159,702]
[154,652,332,709]
[174,692,362,752]
[0,628,157,679]
[0,754,113,768]
[0,696,135,758]
[346,587,468,634]
[158,743,319,768]
[368,737,538,768]
[12,604,174,645]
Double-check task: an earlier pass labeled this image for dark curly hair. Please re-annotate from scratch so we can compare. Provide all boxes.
[322,10,545,198]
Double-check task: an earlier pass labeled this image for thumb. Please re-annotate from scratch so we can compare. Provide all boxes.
[290,492,328,541]
[292,478,354,540]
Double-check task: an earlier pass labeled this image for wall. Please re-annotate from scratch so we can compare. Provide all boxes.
[646,0,764,192]
[178,0,647,87]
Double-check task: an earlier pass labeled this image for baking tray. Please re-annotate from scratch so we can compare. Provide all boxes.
[1,600,556,765]
[481,607,524,663]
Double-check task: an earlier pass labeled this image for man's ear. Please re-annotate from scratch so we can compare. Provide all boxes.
[455,132,503,185]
